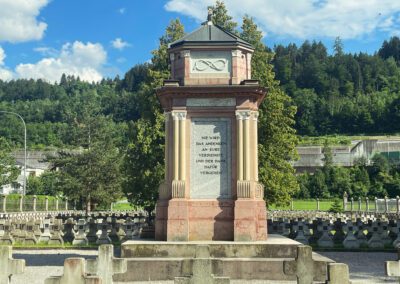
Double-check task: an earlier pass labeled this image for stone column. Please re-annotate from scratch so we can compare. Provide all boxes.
[181,50,190,85]
[173,112,180,181]
[358,198,362,212]
[397,196,400,215]
[170,53,175,79]
[343,192,348,211]
[317,198,320,211]
[171,111,186,198]
[19,195,23,212]
[374,197,378,213]
[385,196,389,213]
[45,197,49,212]
[350,197,354,212]
[236,111,244,181]
[366,197,369,212]
[33,195,37,212]
[1,195,6,213]
[251,111,259,182]
[246,53,252,79]
[55,197,59,211]
[164,112,170,181]
[179,113,186,181]
[231,50,241,84]
[243,113,251,181]
[236,110,252,198]
[65,197,68,211]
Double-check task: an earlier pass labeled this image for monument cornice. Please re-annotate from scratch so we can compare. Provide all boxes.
[156,85,267,111]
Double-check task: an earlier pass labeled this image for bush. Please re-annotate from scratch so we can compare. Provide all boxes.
[329,199,343,213]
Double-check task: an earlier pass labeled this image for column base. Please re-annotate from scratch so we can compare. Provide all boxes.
[155,199,190,241]
[234,199,267,241]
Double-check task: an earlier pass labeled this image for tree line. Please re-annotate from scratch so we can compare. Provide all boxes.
[274,36,400,135]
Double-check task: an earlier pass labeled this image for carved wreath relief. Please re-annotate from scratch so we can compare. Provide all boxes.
[193,59,227,72]
[190,51,231,74]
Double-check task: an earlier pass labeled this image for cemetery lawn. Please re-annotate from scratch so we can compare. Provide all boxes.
[269,200,339,211]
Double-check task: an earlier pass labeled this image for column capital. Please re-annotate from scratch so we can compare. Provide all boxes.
[232,49,242,57]
[251,111,259,121]
[181,50,190,57]
[172,111,187,120]
[235,110,251,120]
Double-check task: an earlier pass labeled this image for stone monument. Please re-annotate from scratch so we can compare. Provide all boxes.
[155,13,267,241]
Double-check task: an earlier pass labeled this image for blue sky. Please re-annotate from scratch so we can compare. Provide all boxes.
[0,0,399,82]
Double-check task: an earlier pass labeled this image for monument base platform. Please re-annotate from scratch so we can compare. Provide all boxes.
[114,235,333,282]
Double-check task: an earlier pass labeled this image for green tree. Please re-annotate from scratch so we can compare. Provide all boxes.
[329,198,343,213]
[121,20,185,211]
[0,137,19,190]
[240,15,299,205]
[26,175,44,195]
[209,1,237,33]
[333,37,344,56]
[49,116,122,211]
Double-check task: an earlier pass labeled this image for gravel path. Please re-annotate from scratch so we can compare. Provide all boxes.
[8,250,400,284]
[318,251,398,284]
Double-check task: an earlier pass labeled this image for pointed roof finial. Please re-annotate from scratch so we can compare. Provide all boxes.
[207,7,213,24]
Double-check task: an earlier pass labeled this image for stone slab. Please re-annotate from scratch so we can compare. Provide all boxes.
[121,235,302,259]
[190,117,231,199]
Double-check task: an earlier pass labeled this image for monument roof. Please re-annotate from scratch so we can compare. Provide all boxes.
[169,22,253,50]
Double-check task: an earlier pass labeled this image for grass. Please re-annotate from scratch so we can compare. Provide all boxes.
[269,200,339,211]
[112,202,135,211]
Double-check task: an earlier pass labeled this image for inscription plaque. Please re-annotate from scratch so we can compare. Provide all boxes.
[190,117,231,199]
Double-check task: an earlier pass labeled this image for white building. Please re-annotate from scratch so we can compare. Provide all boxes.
[0,151,54,194]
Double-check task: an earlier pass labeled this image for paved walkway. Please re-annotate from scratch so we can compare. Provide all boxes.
[9,250,400,284]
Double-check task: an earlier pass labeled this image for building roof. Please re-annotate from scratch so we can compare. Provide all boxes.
[169,22,253,50]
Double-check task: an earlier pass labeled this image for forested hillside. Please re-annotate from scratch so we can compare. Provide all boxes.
[274,37,400,135]
[1,37,400,149]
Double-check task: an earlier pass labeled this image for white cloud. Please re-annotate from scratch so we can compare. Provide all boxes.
[0,46,14,81]
[118,7,126,14]
[116,57,127,63]
[0,0,49,43]
[33,46,59,57]
[111,38,131,50]
[15,41,107,82]
[0,46,6,65]
[165,0,400,39]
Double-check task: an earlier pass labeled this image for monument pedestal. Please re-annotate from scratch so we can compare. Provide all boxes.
[234,199,267,241]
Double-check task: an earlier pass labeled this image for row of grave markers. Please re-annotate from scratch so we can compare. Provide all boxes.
[269,214,400,249]
[0,214,152,246]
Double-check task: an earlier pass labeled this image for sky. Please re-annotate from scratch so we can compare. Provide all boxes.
[0,0,400,83]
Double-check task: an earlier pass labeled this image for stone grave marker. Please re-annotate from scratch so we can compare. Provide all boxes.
[45,258,101,284]
[0,246,25,284]
[343,221,360,249]
[325,263,351,284]
[86,245,127,284]
[284,245,324,284]
[73,219,88,246]
[317,221,334,248]
[96,219,111,245]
